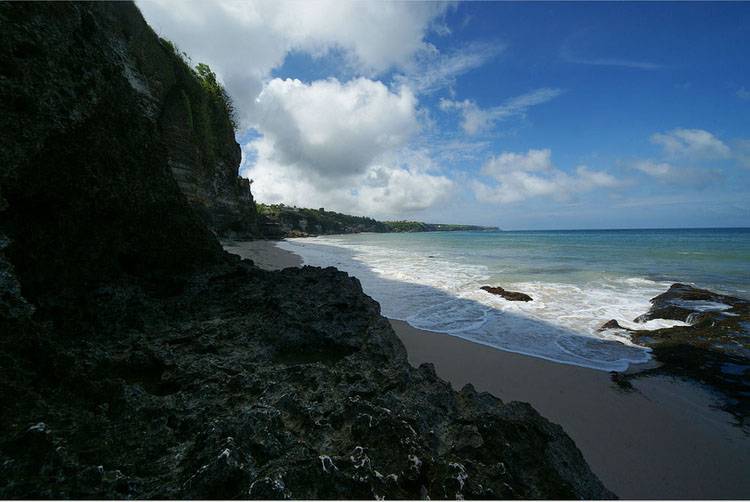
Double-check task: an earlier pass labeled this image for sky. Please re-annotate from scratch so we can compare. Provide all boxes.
[137,1,750,230]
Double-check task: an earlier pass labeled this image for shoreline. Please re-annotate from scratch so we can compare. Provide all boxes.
[224,239,750,499]
[391,319,750,499]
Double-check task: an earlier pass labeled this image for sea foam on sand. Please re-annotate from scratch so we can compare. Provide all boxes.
[280,237,690,371]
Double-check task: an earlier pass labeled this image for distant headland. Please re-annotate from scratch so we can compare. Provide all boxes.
[257,203,499,237]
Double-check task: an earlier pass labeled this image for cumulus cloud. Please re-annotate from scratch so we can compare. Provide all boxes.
[251,77,418,178]
[137,0,450,122]
[243,139,453,217]
[440,88,563,134]
[482,148,553,176]
[138,0,461,216]
[650,128,731,160]
[238,77,451,215]
[473,149,620,204]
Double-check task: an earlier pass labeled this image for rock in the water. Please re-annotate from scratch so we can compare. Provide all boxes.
[598,319,626,331]
[481,285,533,302]
[628,283,750,424]
[633,283,745,324]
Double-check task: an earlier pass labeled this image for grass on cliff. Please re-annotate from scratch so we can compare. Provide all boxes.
[159,38,237,167]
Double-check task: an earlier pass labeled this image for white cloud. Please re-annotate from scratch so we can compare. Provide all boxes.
[138,0,460,217]
[357,162,455,214]
[137,0,450,122]
[473,149,621,204]
[562,54,661,70]
[560,39,662,70]
[243,139,453,217]
[630,159,722,187]
[251,77,418,178]
[737,87,750,101]
[482,148,553,176]
[440,88,563,134]
[238,77,451,216]
[632,160,673,177]
[650,128,731,160]
[394,41,504,95]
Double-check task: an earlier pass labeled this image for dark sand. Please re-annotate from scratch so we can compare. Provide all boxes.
[392,319,750,499]
[227,240,750,499]
[222,239,302,270]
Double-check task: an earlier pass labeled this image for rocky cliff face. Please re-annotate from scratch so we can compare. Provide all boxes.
[0,0,256,304]
[0,2,612,499]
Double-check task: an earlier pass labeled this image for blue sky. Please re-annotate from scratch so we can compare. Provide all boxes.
[139,1,750,229]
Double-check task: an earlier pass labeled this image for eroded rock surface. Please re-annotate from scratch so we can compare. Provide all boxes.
[628,284,750,423]
[0,261,614,499]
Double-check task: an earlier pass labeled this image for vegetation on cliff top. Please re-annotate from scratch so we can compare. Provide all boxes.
[159,38,237,167]
[257,203,498,237]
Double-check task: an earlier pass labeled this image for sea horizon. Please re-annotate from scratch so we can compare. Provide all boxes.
[420,225,750,232]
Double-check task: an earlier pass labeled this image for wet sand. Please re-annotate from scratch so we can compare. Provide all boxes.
[227,239,750,499]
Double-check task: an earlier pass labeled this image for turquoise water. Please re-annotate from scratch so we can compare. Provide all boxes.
[280,228,750,371]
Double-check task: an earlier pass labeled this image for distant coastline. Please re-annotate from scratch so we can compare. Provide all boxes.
[256,203,498,238]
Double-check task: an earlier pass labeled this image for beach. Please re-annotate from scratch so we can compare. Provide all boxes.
[222,239,303,270]
[393,319,750,499]
[233,238,750,499]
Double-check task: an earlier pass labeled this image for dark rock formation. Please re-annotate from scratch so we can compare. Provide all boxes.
[0,2,613,499]
[609,372,634,392]
[481,286,533,302]
[633,283,745,325]
[0,1,228,304]
[598,319,627,332]
[0,261,614,499]
[628,283,750,424]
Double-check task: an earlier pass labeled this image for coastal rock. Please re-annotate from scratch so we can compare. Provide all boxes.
[0,2,613,499]
[598,319,627,331]
[0,262,615,499]
[628,283,750,423]
[633,283,745,324]
[0,1,227,302]
[481,286,533,302]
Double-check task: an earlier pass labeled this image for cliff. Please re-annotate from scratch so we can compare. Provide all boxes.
[0,0,256,304]
[0,2,612,499]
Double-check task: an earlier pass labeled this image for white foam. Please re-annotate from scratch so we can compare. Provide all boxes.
[278,236,667,372]
[669,299,732,312]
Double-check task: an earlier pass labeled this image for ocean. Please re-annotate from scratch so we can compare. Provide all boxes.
[278,228,750,372]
